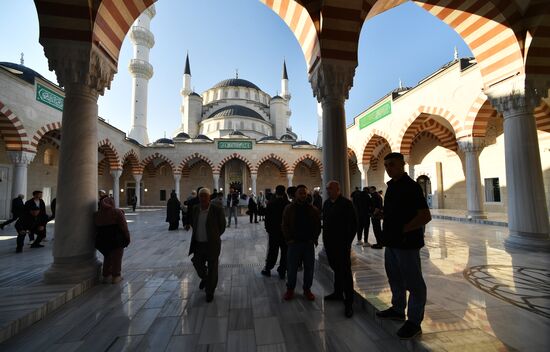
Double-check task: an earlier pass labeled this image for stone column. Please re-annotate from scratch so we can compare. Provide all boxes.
[458,138,486,219]
[357,162,369,188]
[7,151,35,199]
[213,172,220,191]
[251,173,257,195]
[43,43,117,283]
[174,174,181,200]
[134,174,142,206]
[488,79,550,250]
[310,60,356,197]
[287,173,293,187]
[110,169,122,208]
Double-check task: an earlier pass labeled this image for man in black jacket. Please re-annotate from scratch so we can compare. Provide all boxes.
[375,152,431,340]
[323,180,357,318]
[261,185,290,279]
[0,194,25,230]
[15,203,48,252]
[369,186,384,249]
[226,187,240,227]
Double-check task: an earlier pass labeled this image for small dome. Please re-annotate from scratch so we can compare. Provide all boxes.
[280,134,296,142]
[207,105,264,120]
[258,136,278,142]
[0,62,45,84]
[229,130,245,136]
[211,78,261,91]
[155,138,174,144]
[174,132,190,139]
[271,95,284,101]
[195,134,212,141]
[292,140,311,146]
[127,137,142,146]
[189,92,201,98]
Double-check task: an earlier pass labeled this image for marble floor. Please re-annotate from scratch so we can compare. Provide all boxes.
[0,209,407,352]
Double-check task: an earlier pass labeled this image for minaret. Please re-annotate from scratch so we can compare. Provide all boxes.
[175,54,202,137]
[182,53,192,96]
[281,60,291,100]
[128,5,156,145]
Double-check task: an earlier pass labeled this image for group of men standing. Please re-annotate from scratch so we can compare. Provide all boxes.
[351,185,384,249]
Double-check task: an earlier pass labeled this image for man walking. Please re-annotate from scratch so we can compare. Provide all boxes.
[323,181,357,317]
[261,185,290,279]
[226,187,239,227]
[369,186,384,249]
[187,188,226,302]
[376,152,431,339]
[282,185,321,301]
[0,194,25,230]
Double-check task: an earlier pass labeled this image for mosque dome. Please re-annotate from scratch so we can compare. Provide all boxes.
[292,140,311,147]
[279,134,296,142]
[229,130,246,136]
[154,138,174,144]
[0,62,46,84]
[271,95,284,101]
[127,137,142,146]
[211,78,261,91]
[258,136,278,142]
[207,105,264,120]
[174,132,190,139]
[195,134,212,141]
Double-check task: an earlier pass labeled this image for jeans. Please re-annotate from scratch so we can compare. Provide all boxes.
[228,206,238,226]
[286,241,315,290]
[384,247,427,325]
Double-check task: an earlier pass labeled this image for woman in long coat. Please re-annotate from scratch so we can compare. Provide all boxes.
[166,191,181,230]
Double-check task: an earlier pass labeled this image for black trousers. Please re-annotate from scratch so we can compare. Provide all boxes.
[1,215,19,227]
[357,216,370,242]
[249,211,258,223]
[191,242,219,295]
[16,229,45,248]
[264,232,287,274]
[325,242,354,305]
[371,217,382,244]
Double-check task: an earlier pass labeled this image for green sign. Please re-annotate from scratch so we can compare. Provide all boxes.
[36,83,64,111]
[359,100,391,129]
[217,140,253,150]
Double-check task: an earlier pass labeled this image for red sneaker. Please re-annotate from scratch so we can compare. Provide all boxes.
[283,289,294,301]
[304,289,315,301]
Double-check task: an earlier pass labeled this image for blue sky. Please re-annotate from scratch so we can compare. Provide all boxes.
[1,0,472,143]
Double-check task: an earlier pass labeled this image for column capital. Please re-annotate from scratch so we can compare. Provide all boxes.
[110,169,122,178]
[7,151,36,165]
[457,137,485,153]
[174,174,182,181]
[250,172,258,178]
[43,41,117,95]
[133,174,143,182]
[309,59,356,103]
[485,75,547,115]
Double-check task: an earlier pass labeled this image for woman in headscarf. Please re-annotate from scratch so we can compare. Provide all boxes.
[166,191,181,230]
[94,196,131,284]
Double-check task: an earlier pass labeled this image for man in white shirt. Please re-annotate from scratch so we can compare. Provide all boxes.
[187,188,226,302]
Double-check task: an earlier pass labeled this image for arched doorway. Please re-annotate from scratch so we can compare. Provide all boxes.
[417,175,432,208]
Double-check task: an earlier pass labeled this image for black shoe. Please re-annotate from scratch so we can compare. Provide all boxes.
[376,307,405,321]
[261,269,271,277]
[206,293,214,303]
[277,270,286,280]
[397,321,422,339]
[15,247,22,253]
[345,305,354,318]
[255,221,259,223]
[199,279,206,290]
[324,292,344,301]
[30,243,44,248]
[371,244,383,249]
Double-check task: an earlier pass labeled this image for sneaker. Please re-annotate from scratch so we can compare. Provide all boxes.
[397,321,422,339]
[355,240,364,245]
[371,244,383,249]
[303,289,315,301]
[199,279,206,290]
[283,289,294,301]
[112,276,123,284]
[324,292,344,301]
[376,307,405,321]
[261,269,271,277]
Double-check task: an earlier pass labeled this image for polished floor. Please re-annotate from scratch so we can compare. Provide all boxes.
[0,209,408,352]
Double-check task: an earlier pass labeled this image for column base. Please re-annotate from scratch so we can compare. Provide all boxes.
[44,254,102,284]
[505,231,550,252]
[466,211,487,220]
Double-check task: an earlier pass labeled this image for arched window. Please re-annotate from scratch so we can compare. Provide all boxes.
[159,165,167,176]
[44,148,54,166]
[200,165,207,177]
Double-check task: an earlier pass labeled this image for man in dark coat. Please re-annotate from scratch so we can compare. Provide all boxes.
[14,203,48,252]
[166,191,181,230]
[370,186,384,249]
[323,180,357,318]
[261,185,290,279]
[187,188,226,302]
[226,187,239,227]
[0,194,25,230]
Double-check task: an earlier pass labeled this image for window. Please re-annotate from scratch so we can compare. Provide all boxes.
[245,92,249,99]
[159,165,167,176]
[484,178,501,202]
[228,121,232,129]
[160,190,166,201]
[240,121,245,129]
[234,90,239,97]
[200,166,207,177]
[224,91,228,98]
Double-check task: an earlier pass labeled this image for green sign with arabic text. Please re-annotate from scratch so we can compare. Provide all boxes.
[36,83,64,111]
[217,140,253,150]
[359,100,391,129]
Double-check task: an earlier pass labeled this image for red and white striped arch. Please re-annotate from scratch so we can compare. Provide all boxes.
[463,94,498,138]
[98,138,122,171]
[535,101,550,133]
[31,122,62,152]
[255,153,290,173]
[0,101,30,152]
[359,129,393,165]
[122,149,142,175]
[524,7,550,78]
[291,154,323,173]
[399,114,458,155]
[177,153,215,175]
[217,154,254,174]
[141,152,176,174]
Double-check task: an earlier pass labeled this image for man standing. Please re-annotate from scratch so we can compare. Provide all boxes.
[376,152,431,339]
[226,187,239,227]
[166,191,181,230]
[187,188,226,302]
[323,181,357,318]
[351,186,367,246]
[0,194,25,230]
[261,185,290,279]
[15,203,48,252]
[369,186,384,249]
[282,185,321,301]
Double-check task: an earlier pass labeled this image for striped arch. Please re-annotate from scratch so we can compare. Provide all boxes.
[255,153,289,173]
[360,130,393,165]
[0,101,30,151]
[98,158,109,176]
[535,101,550,133]
[98,139,122,170]
[178,153,215,174]
[31,122,62,152]
[122,149,142,175]
[291,154,323,173]
[463,94,499,138]
[400,117,458,156]
[524,8,550,77]
[141,152,176,174]
[217,153,254,173]
[411,0,525,88]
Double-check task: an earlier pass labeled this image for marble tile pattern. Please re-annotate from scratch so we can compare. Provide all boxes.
[0,208,407,352]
